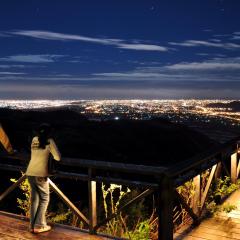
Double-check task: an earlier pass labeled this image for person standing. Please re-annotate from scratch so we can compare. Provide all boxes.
[0,123,14,154]
[26,124,61,233]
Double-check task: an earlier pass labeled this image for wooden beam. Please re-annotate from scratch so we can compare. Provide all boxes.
[88,169,97,234]
[168,136,240,178]
[94,176,158,189]
[201,164,217,210]
[158,175,173,240]
[231,153,238,184]
[237,160,240,179]
[94,188,153,231]
[0,174,26,202]
[0,153,167,175]
[0,163,24,172]
[193,175,201,216]
[48,179,89,226]
[174,190,199,224]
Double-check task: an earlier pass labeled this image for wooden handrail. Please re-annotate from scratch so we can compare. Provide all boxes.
[0,152,167,176]
[168,136,240,178]
[2,136,240,180]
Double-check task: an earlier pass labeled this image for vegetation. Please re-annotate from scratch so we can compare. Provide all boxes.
[176,180,195,226]
[10,174,30,218]
[11,177,156,239]
[11,172,240,239]
[175,173,240,231]
[206,176,240,215]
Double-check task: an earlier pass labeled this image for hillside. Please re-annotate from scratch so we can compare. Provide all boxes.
[0,108,219,167]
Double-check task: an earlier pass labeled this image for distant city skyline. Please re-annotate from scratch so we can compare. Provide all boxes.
[0,0,240,99]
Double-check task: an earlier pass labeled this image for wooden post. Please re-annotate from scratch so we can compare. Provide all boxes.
[200,164,217,211]
[193,174,201,216]
[88,168,97,234]
[231,152,238,184]
[157,174,173,240]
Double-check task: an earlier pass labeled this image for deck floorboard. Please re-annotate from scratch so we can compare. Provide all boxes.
[0,211,111,240]
[175,189,240,240]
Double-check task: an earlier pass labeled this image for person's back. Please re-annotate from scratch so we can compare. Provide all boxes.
[26,136,60,177]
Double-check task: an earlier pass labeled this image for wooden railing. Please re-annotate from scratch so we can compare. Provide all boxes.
[0,136,240,239]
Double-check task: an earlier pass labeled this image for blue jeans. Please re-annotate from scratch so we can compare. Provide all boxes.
[28,176,50,228]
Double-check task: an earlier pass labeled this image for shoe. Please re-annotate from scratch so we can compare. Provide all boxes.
[28,226,34,233]
[33,225,52,233]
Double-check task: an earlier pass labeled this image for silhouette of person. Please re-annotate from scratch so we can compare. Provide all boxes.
[26,123,61,233]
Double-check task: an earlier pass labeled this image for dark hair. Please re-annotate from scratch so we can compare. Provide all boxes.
[37,123,52,149]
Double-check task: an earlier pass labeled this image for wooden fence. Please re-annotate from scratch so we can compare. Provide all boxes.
[0,136,239,239]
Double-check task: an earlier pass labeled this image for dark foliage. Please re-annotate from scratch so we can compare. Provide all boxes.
[0,108,218,167]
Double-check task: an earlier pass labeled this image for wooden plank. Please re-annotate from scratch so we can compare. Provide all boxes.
[201,164,217,210]
[175,234,208,240]
[231,153,238,184]
[48,179,89,226]
[184,230,240,240]
[0,212,111,240]
[197,223,240,234]
[187,225,240,240]
[193,175,201,216]
[174,190,199,223]
[0,174,26,202]
[0,211,116,240]
[88,169,97,233]
[158,175,173,240]
[0,233,22,240]
[201,219,240,230]
[0,152,167,175]
[237,160,240,179]
[169,136,239,178]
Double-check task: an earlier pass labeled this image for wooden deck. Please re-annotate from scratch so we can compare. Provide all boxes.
[175,189,240,240]
[0,211,111,240]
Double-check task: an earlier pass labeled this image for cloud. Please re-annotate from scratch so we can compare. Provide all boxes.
[1,57,239,84]
[196,53,226,57]
[232,36,240,40]
[8,30,168,52]
[169,40,240,50]
[0,33,10,37]
[0,64,26,68]
[117,43,167,51]
[155,57,240,72]
[0,72,26,75]
[93,72,170,78]
[92,57,240,82]
[165,61,240,70]
[208,39,221,42]
[0,54,65,63]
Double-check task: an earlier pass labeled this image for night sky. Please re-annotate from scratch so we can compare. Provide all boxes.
[0,0,240,99]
